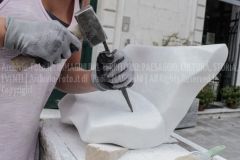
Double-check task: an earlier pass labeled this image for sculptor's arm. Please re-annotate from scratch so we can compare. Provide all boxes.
[0,15,95,94]
[56,53,97,94]
[0,17,6,47]
[0,16,81,67]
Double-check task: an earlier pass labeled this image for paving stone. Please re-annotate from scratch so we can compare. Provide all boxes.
[176,117,240,160]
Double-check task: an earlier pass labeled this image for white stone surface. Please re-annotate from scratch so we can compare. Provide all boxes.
[40,120,78,160]
[59,44,228,149]
[59,90,165,149]
[196,6,206,18]
[86,144,128,160]
[40,109,61,119]
[195,19,205,31]
[40,119,190,160]
[194,30,203,42]
[40,119,225,160]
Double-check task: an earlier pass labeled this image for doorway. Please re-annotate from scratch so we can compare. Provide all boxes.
[202,0,240,99]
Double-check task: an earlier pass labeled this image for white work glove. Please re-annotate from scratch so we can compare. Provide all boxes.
[4,17,81,67]
[92,50,134,91]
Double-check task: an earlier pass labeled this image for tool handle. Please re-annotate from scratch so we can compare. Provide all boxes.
[98,41,114,64]
[11,55,36,72]
[103,41,116,59]
[11,27,82,72]
[103,41,110,52]
[206,145,226,157]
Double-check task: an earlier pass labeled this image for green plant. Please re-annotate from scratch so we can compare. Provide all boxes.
[162,32,193,46]
[197,84,215,111]
[221,86,240,109]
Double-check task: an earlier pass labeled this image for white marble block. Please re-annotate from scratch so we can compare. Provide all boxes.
[59,44,228,149]
[86,144,128,160]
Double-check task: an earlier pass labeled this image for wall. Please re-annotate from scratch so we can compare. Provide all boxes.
[92,0,207,65]
[232,5,240,86]
[120,0,207,47]
[120,0,198,47]
[194,0,207,45]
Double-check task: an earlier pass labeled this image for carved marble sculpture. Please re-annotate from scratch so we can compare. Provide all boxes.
[59,44,228,149]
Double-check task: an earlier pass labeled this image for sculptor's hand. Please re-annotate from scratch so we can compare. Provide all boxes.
[4,17,81,67]
[92,50,134,91]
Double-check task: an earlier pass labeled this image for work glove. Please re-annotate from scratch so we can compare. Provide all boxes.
[4,17,81,67]
[91,50,134,91]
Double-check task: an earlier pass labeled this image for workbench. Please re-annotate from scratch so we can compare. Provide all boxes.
[40,109,226,160]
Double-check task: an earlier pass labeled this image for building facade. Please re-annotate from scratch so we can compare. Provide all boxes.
[94,0,206,50]
[92,0,240,88]
[47,0,240,107]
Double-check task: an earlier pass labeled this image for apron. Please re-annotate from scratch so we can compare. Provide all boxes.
[0,0,80,159]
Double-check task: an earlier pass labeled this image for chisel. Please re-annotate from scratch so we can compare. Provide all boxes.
[75,6,134,112]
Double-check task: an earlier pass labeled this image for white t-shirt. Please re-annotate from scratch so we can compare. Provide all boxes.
[0,0,80,159]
